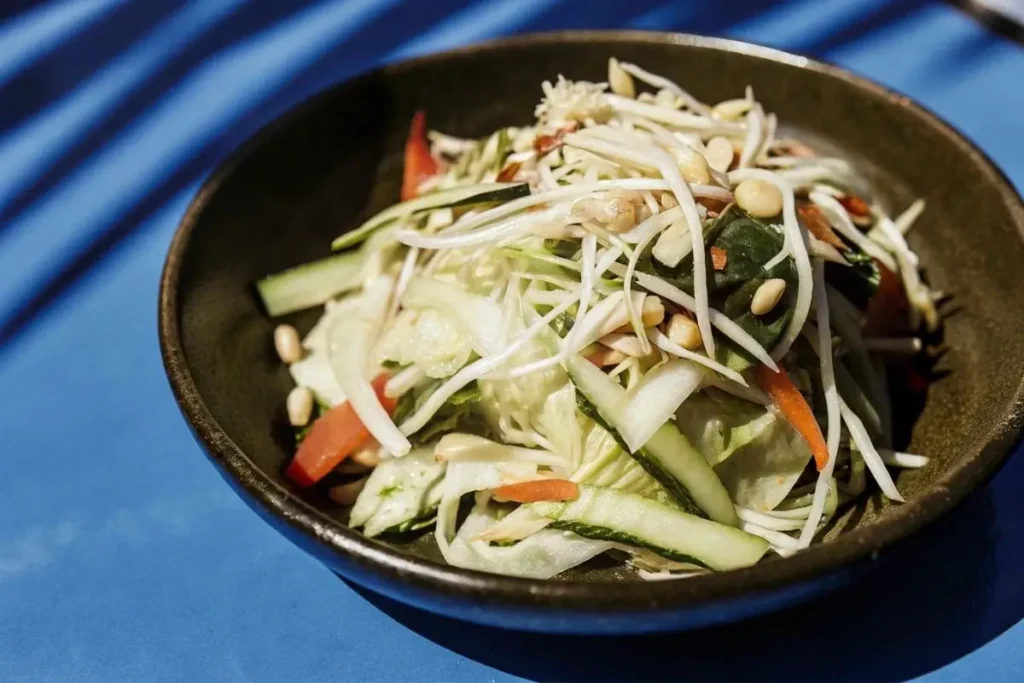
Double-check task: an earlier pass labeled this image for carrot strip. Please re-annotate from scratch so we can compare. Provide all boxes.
[754,364,829,470]
[797,204,845,249]
[496,161,522,182]
[400,111,440,201]
[286,373,396,487]
[710,246,728,271]
[492,479,579,503]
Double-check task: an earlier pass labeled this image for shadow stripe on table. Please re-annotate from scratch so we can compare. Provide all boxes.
[0,0,245,219]
[0,3,331,233]
[630,0,792,35]
[795,0,932,57]
[0,0,184,133]
[948,0,1024,46]
[0,0,556,350]
[0,0,119,90]
[0,0,406,351]
[389,0,561,60]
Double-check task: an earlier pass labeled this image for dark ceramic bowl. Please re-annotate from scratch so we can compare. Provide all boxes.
[159,31,1024,633]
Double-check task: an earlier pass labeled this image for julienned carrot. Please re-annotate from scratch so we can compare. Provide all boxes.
[492,479,580,503]
[497,161,522,182]
[710,246,728,271]
[400,111,440,201]
[754,364,829,471]
[286,373,396,487]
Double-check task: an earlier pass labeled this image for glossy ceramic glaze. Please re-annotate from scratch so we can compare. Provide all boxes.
[159,32,1024,633]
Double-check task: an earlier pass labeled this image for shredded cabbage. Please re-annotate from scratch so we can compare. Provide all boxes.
[264,62,936,579]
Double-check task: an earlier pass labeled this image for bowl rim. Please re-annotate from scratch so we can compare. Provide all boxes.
[158,30,1024,613]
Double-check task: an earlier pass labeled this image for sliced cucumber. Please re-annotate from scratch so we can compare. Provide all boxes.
[331,182,530,251]
[532,485,768,571]
[256,250,365,317]
[567,355,739,527]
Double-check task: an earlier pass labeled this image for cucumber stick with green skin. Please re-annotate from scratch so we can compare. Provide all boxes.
[257,250,365,317]
[567,355,739,527]
[533,486,768,571]
[331,182,530,251]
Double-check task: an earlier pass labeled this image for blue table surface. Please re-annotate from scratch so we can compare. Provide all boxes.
[1,1,1023,680]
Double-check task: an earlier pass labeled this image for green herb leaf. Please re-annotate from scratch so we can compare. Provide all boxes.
[825,248,880,310]
[635,207,798,370]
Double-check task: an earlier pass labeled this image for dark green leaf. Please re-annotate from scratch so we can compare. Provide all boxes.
[634,207,798,370]
[414,409,489,445]
[651,208,788,294]
[397,379,489,446]
[551,312,575,338]
[825,248,880,310]
[544,239,580,260]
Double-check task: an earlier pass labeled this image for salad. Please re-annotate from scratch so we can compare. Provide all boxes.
[257,58,939,580]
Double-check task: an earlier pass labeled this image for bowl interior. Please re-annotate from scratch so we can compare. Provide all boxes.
[169,34,1024,585]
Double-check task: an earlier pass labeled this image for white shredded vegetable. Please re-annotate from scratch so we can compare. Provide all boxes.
[265,63,938,580]
[327,276,411,457]
[797,262,842,549]
[617,359,703,452]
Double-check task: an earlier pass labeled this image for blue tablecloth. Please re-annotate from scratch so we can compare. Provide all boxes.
[1,1,1022,680]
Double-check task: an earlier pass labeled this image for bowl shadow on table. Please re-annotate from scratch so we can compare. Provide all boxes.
[346,481,1015,683]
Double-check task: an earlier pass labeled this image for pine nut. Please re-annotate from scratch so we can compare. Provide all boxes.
[588,347,628,367]
[641,295,665,327]
[606,206,638,233]
[329,478,367,506]
[680,152,711,185]
[286,386,313,427]
[704,136,734,173]
[599,333,647,357]
[608,57,635,98]
[607,189,645,206]
[570,198,603,221]
[751,279,787,315]
[667,313,702,350]
[735,179,783,218]
[654,88,682,109]
[274,324,303,363]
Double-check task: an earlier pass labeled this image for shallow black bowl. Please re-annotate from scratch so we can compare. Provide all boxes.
[159,32,1024,633]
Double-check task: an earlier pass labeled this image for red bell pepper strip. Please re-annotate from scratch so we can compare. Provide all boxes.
[400,111,440,201]
[286,373,396,487]
[754,364,830,471]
